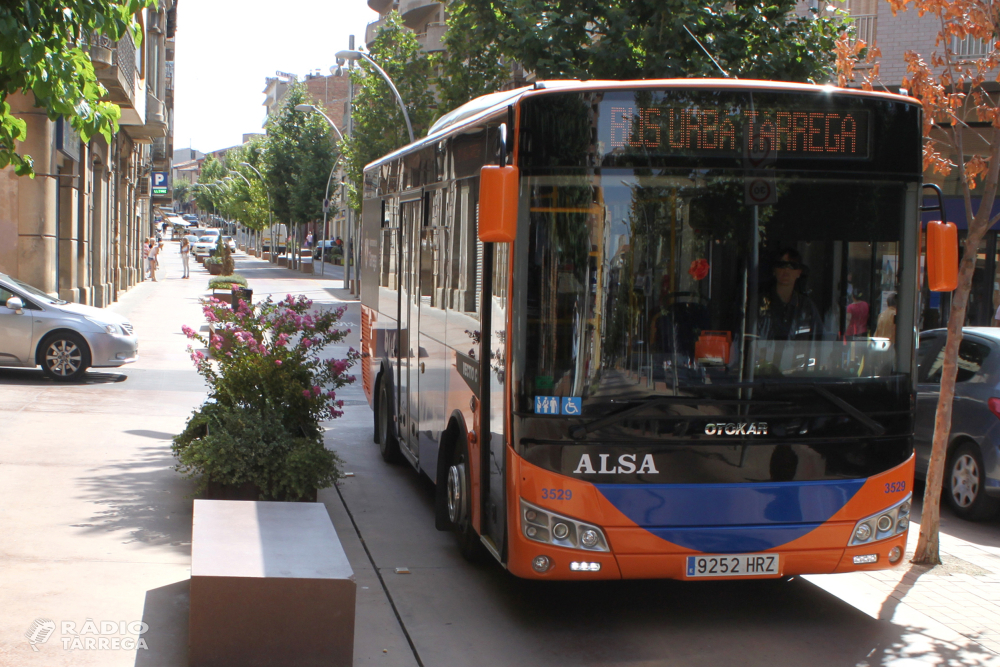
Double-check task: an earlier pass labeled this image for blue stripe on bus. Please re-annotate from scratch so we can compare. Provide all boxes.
[596,479,865,552]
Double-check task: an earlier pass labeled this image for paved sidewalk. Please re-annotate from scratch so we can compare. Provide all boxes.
[807,499,1000,660]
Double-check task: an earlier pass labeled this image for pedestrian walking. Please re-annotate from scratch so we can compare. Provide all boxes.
[142,239,151,279]
[180,237,191,279]
[148,240,160,282]
[305,232,313,249]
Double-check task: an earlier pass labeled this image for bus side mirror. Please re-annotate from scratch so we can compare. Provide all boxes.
[926,219,958,292]
[478,165,519,243]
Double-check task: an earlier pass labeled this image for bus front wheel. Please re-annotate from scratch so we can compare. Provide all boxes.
[448,432,482,561]
[376,376,402,464]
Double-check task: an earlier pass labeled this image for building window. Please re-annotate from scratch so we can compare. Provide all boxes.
[951,35,990,58]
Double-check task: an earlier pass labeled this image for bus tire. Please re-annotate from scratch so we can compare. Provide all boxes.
[945,442,1000,521]
[373,371,382,445]
[446,429,482,562]
[376,374,402,464]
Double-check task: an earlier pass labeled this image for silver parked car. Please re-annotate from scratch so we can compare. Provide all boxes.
[916,328,1000,521]
[0,273,138,381]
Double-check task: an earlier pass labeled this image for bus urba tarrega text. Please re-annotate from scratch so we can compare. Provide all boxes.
[359,80,925,580]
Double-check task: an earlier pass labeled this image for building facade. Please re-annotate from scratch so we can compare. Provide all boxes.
[0,1,177,306]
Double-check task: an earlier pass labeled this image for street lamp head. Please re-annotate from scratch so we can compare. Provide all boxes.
[335,49,362,62]
[294,104,316,113]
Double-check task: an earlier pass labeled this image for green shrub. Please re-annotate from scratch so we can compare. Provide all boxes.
[176,294,358,498]
[204,256,222,265]
[172,401,341,501]
[209,274,247,289]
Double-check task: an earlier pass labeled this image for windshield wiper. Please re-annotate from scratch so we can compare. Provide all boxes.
[807,384,886,436]
[568,396,792,439]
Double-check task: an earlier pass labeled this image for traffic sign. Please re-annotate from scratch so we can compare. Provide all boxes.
[151,172,168,197]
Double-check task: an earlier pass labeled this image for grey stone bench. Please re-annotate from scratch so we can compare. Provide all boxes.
[189,500,355,667]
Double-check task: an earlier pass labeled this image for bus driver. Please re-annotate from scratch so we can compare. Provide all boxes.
[757,248,823,341]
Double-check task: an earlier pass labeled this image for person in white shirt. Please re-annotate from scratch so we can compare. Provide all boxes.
[148,240,160,282]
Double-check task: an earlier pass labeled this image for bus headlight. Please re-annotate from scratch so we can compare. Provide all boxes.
[849,493,911,546]
[520,499,609,552]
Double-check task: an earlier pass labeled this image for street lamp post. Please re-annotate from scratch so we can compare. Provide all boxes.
[241,162,274,262]
[228,170,254,250]
[335,49,414,144]
[293,104,345,280]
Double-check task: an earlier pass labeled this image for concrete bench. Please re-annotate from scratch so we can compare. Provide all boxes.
[189,500,355,667]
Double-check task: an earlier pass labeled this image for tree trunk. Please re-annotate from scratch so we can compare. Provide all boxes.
[911,231,978,564]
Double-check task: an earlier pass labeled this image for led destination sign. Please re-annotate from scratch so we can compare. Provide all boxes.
[604,106,871,159]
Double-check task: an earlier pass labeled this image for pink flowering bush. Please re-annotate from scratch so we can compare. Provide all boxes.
[172,295,360,500]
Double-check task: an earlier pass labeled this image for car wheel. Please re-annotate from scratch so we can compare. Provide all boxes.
[40,332,91,382]
[376,375,402,463]
[447,430,482,562]
[946,442,1000,521]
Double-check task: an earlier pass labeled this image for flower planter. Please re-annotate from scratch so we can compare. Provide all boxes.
[300,261,313,274]
[207,263,224,275]
[210,290,234,305]
[277,257,288,267]
[204,479,318,502]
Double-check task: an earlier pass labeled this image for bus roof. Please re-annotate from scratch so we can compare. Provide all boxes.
[364,79,919,173]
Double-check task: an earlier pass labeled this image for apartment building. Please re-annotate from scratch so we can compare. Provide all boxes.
[0,1,178,306]
[365,0,447,53]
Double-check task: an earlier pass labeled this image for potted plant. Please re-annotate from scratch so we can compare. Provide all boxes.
[174,295,359,501]
[205,257,224,275]
[208,274,247,304]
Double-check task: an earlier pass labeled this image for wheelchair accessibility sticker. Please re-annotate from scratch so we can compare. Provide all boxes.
[534,396,582,415]
[561,397,581,415]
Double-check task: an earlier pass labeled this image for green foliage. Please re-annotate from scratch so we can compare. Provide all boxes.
[194,156,226,212]
[433,1,509,112]
[223,140,270,232]
[220,237,235,275]
[262,83,338,230]
[0,0,153,175]
[209,274,247,289]
[460,0,847,83]
[173,181,191,208]
[341,11,436,211]
[172,401,342,501]
[175,294,359,498]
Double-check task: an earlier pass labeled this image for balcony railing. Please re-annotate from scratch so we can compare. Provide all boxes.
[952,35,990,59]
[851,14,877,46]
[91,29,138,108]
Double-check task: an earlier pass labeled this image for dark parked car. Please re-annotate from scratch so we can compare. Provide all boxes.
[916,327,1000,520]
[312,240,342,261]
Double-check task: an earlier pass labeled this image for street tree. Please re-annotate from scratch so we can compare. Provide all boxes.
[460,0,847,82]
[194,155,227,216]
[341,11,436,211]
[434,0,509,112]
[225,140,270,233]
[0,0,153,175]
[837,0,1000,564]
[262,83,337,262]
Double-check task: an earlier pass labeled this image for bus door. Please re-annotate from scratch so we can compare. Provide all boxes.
[397,196,422,461]
[480,240,509,559]
[416,189,449,479]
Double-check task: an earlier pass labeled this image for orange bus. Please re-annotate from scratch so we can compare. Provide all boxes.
[359,80,928,580]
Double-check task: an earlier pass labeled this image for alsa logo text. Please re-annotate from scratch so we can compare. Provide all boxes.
[573,453,659,475]
[704,422,768,436]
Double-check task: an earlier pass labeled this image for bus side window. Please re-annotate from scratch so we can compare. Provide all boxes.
[380,198,399,314]
[449,178,481,318]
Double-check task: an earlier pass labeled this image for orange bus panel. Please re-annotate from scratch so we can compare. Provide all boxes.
[926,220,958,292]
[478,165,519,243]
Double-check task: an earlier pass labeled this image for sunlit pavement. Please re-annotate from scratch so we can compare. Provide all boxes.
[2,242,1000,665]
[806,496,1000,657]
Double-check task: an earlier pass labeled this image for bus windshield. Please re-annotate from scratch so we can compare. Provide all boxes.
[519,173,917,407]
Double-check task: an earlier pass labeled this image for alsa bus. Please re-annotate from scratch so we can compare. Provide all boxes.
[359,80,939,580]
